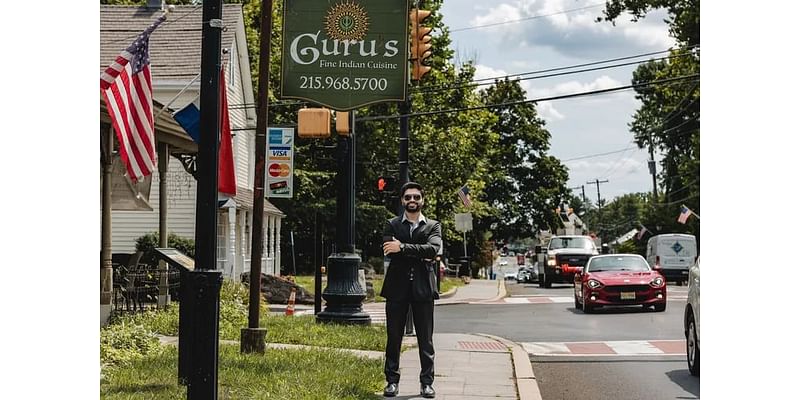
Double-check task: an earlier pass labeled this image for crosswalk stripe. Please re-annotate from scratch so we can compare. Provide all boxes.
[522,340,685,356]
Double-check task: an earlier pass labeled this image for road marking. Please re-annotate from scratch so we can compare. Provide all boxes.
[522,340,685,356]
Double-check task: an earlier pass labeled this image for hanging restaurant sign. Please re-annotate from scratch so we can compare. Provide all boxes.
[280,0,410,111]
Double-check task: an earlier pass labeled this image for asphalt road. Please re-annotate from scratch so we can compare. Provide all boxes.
[434,256,699,400]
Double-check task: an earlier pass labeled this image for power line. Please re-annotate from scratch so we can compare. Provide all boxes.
[356,74,700,122]
[415,47,698,94]
[449,2,606,33]
[562,144,637,163]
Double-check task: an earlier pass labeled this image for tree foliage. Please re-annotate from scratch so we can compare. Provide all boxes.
[599,0,700,251]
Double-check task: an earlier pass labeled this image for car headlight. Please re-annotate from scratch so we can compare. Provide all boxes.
[587,279,602,289]
[547,256,556,266]
[650,277,665,287]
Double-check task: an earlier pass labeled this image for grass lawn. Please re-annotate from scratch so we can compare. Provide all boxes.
[294,275,463,303]
[101,344,384,399]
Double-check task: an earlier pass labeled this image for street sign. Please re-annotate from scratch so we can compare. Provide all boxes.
[267,127,294,198]
[280,0,410,110]
[455,212,473,232]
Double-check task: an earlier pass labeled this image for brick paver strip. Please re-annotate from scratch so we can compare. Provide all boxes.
[649,340,686,354]
[565,342,616,354]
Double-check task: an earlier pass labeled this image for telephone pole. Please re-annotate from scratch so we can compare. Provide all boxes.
[570,185,586,206]
[587,179,609,211]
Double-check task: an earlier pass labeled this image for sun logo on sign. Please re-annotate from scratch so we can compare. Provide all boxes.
[324,0,370,42]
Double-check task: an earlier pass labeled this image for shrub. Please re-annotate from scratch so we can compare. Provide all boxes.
[100,321,163,369]
[135,232,195,266]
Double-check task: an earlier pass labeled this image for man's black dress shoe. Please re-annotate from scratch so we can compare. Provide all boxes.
[383,382,399,397]
[420,384,436,398]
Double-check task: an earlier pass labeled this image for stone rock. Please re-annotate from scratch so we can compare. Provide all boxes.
[240,272,315,305]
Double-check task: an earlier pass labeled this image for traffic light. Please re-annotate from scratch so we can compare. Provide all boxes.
[409,8,432,81]
[378,177,387,192]
[377,176,396,193]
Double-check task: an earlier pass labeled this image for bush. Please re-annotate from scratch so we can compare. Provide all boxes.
[100,321,163,369]
[135,232,195,266]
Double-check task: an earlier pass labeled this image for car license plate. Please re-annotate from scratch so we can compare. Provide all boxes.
[620,292,635,300]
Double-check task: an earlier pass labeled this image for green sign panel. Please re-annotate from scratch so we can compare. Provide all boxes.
[280,0,410,111]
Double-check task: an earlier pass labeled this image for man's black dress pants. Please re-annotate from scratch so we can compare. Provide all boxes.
[384,298,435,385]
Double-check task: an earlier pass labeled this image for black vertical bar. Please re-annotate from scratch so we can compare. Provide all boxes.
[186,0,222,398]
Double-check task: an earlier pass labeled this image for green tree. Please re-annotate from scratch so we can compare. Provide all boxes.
[477,78,570,241]
[598,0,700,250]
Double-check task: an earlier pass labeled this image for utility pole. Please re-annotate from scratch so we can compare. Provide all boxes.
[241,0,272,355]
[587,179,609,211]
[587,179,609,241]
[648,138,658,200]
[570,185,586,206]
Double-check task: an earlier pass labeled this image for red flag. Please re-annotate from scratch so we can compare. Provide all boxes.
[218,67,237,195]
[101,14,166,182]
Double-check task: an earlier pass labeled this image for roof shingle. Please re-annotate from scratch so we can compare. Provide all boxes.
[100,4,242,82]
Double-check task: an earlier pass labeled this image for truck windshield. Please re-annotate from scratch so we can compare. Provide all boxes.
[549,237,594,250]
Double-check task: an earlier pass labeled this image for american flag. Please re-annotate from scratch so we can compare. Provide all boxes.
[636,225,649,240]
[457,185,472,208]
[677,205,692,224]
[101,14,166,182]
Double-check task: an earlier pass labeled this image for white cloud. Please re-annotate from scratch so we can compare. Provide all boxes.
[467,0,675,58]
[565,157,642,178]
[528,75,623,98]
[474,63,567,122]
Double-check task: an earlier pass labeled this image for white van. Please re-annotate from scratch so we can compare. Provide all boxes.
[646,234,697,285]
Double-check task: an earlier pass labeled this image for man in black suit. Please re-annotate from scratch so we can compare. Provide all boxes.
[381,182,441,398]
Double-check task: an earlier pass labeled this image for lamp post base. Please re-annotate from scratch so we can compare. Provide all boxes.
[316,253,371,325]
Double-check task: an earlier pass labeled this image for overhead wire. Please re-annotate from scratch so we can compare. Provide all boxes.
[356,74,700,122]
[449,2,606,33]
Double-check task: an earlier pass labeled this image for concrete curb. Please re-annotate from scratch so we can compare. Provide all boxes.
[438,286,458,299]
[483,279,507,303]
[475,333,543,400]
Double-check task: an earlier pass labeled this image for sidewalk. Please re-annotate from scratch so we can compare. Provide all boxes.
[394,332,541,400]
[167,279,544,399]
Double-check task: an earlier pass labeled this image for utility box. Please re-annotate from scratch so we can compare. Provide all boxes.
[297,108,331,138]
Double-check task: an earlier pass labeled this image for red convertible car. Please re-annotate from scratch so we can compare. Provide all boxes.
[573,254,667,313]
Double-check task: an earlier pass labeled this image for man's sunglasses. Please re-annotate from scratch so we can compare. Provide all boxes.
[403,194,422,201]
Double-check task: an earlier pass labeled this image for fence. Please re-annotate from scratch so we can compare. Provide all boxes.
[113,264,180,313]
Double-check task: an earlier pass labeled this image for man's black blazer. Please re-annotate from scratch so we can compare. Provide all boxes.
[380,216,443,302]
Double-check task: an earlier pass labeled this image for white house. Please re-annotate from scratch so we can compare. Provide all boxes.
[100,3,284,280]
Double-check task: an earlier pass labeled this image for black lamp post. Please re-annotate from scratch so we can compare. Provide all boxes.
[316,112,371,325]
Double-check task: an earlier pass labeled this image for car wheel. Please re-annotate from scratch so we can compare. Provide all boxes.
[582,296,594,314]
[654,303,666,312]
[687,314,700,376]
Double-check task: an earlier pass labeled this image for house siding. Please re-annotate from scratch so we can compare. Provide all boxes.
[111,157,197,253]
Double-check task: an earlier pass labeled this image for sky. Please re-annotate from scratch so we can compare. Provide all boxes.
[439,0,677,203]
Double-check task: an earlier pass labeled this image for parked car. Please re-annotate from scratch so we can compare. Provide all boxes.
[504,271,517,280]
[646,233,697,285]
[574,254,667,313]
[499,259,509,266]
[516,267,531,283]
[684,257,700,376]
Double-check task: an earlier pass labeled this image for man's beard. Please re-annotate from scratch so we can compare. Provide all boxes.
[404,202,420,212]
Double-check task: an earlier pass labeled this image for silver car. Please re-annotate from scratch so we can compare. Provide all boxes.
[684,257,700,376]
